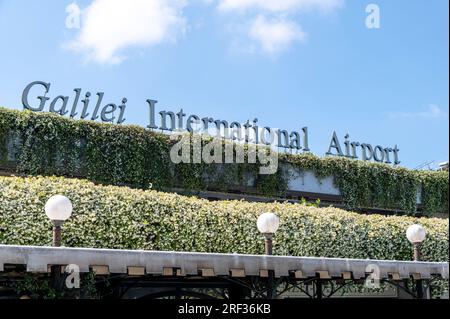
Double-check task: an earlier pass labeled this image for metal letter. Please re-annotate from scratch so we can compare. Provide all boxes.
[302,127,310,152]
[117,98,127,124]
[159,111,176,131]
[100,103,117,122]
[393,145,401,165]
[49,95,69,115]
[22,81,50,111]
[326,131,343,156]
[361,143,374,161]
[70,88,81,118]
[91,92,104,121]
[288,131,300,150]
[277,130,290,149]
[146,99,158,129]
[186,115,200,133]
[373,145,385,162]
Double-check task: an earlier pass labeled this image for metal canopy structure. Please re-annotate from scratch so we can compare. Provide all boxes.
[0,244,448,299]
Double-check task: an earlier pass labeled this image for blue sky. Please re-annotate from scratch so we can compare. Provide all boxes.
[0,0,448,169]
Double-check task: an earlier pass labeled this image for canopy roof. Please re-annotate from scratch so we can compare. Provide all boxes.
[0,245,447,280]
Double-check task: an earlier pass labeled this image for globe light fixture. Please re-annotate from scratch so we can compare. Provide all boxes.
[257,212,280,299]
[257,212,279,255]
[257,212,280,234]
[406,224,426,261]
[45,195,73,247]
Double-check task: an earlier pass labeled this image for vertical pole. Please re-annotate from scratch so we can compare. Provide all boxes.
[416,280,424,299]
[267,270,275,299]
[53,221,62,247]
[51,220,63,291]
[264,234,273,256]
[316,279,323,299]
[413,242,426,299]
[264,233,274,299]
[413,242,420,262]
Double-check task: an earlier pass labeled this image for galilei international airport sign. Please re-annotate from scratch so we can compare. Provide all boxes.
[21,80,401,165]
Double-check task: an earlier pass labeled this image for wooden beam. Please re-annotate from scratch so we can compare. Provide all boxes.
[259,269,269,278]
[317,271,331,279]
[176,268,184,276]
[46,265,67,273]
[163,267,174,276]
[90,265,109,275]
[199,268,215,277]
[127,266,145,276]
[342,271,352,280]
[389,272,401,281]
[230,268,246,277]
[411,273,421,280]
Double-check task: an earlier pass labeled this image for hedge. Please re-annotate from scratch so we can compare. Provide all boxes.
[0,175,448,262]
[0,107,448,215]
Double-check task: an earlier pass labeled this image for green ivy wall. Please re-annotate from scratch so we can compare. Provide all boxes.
[0,107,448,216]
[0,175,448,262]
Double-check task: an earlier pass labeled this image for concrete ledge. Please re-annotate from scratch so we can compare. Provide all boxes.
[0,245,447,280]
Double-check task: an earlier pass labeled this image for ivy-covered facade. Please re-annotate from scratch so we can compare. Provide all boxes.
[0,175,448,261]
[1,107,447,216]
[0,108,448,299]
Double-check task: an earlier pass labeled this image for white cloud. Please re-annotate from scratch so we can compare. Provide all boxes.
[249,16,306,54]
[218,0,344,13]
[67,0,187,64]
[217,0,343,55]
[389,104,447,119]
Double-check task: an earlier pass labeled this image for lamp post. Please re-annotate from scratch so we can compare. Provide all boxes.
[45,195,73,247]
[257,212,280,255]
[406,224,427,299]
[45,195,72,291]
[406,224,426,261]
[257,212,280,299]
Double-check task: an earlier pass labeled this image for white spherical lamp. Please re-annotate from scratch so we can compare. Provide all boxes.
[45,195,73,221]
[257,212,280,234]
[406,224,426,244]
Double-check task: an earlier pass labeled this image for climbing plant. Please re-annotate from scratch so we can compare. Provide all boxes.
[0,175,447,262]
[0,107,448,215]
